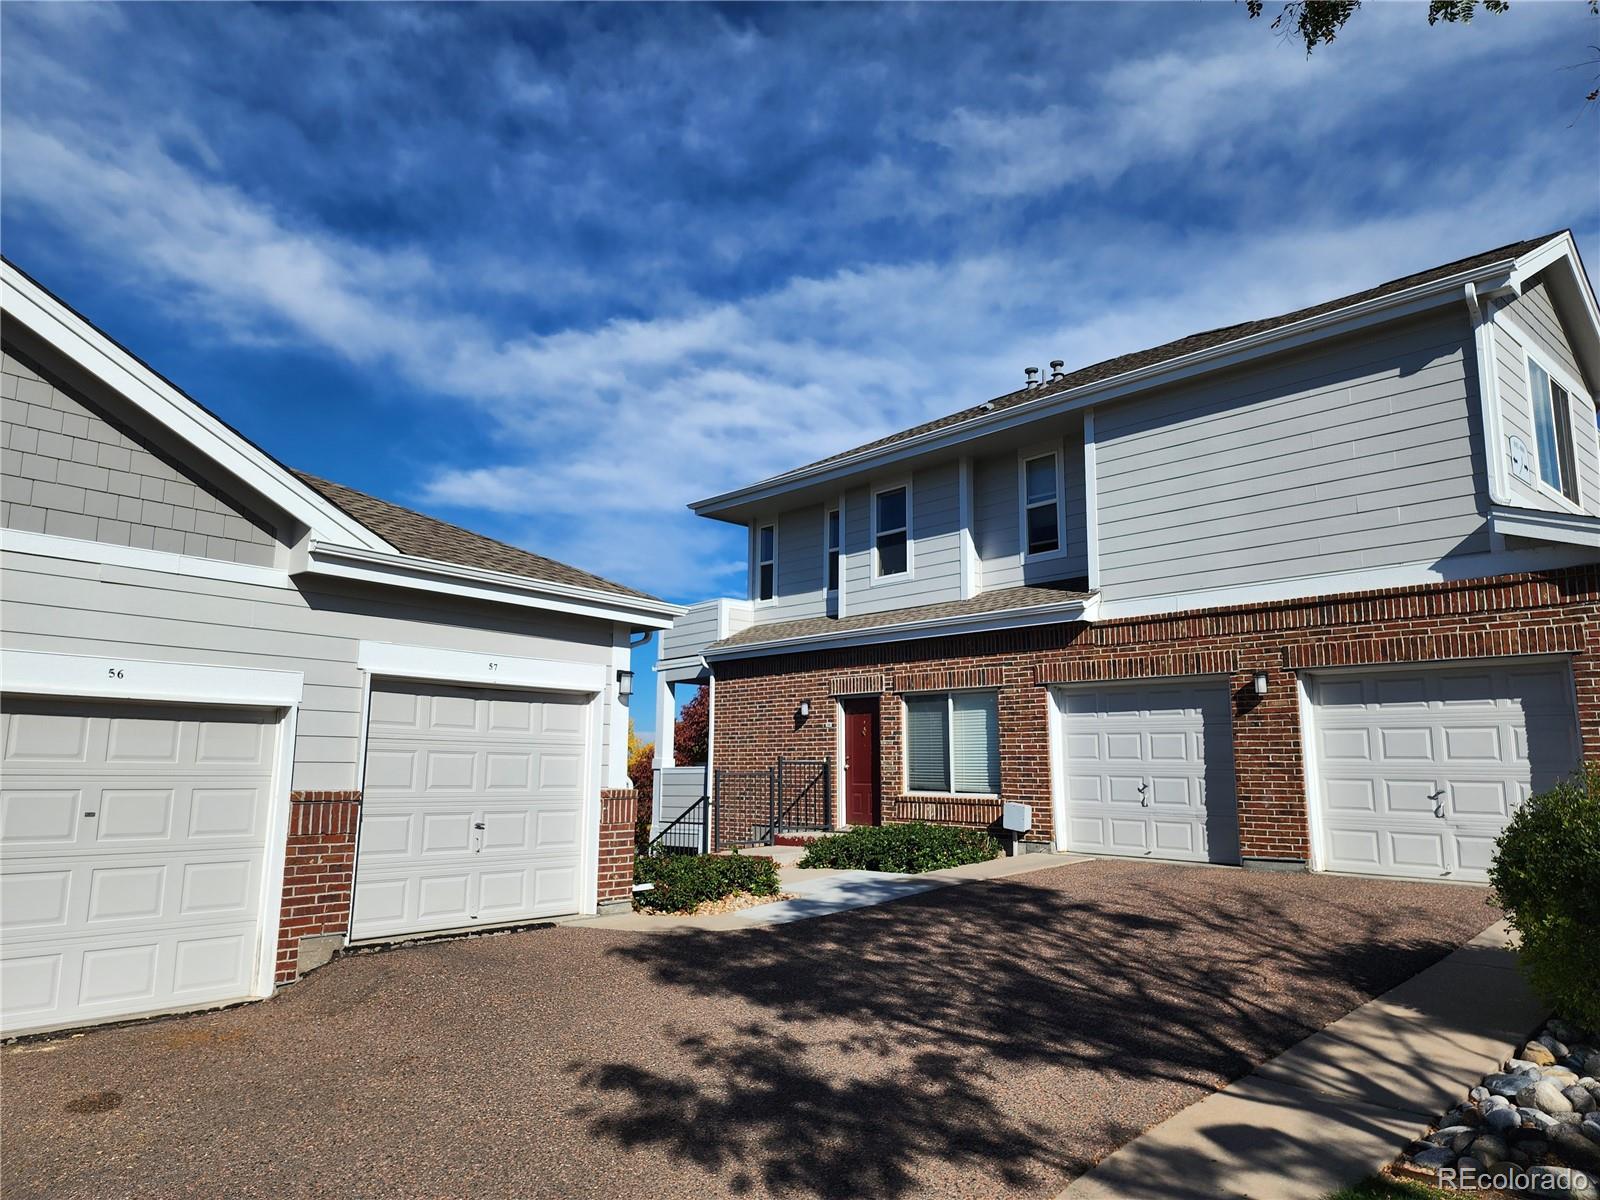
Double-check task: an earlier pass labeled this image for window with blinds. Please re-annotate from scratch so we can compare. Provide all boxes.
[905,691,999,795]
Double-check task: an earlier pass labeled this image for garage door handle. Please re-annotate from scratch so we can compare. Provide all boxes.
[473,822,486,831]
[1429,791,1446,818]
[1138,782,1149,807]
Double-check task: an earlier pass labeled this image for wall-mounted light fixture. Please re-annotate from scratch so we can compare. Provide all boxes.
[1253,671,1269,697]
[616,669,634,699]
[797,699,811,720]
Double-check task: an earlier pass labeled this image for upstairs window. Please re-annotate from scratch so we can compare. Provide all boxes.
[1023,452,1061,556]
[826,508,841,592]
[905,692,1000,795]
[757,524,775,601]
[1529,358,1580,505]
[874,486,908,577]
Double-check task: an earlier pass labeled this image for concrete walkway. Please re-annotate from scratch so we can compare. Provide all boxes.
[568,848,1087,932]
[1062,918,1543,1200]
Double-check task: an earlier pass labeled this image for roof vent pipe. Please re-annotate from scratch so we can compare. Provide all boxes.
[1024,366,1040,388]
[1049,360,1065,381]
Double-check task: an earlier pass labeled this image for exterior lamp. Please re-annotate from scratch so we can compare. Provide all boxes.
[797,700,811,720]
[616,669,634,699]
[1253,671,1269,697]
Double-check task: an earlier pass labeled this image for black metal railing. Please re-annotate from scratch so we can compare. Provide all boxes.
[712,758,833,849]
[775,757,832,833]
[646,795,709,856]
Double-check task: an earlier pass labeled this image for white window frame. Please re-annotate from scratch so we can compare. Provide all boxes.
[1017,444,1067,562]
[870,480,913,582]
[754,521,776,603]
[1522,346,1593,515]
[824,506,841,595]
[901,688,1000,798]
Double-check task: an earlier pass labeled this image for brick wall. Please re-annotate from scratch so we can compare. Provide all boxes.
[598,789,637,905]
[275,791,361,983]
[712,564,1600,863]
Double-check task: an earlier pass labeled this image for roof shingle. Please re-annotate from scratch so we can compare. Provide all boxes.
[297,472,662,603]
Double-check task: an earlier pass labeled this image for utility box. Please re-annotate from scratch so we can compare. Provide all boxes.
[1001,801,1032,835]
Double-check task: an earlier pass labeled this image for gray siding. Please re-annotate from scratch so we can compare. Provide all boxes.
[1095,310,1491,597]
[973,437,1089,590]
[1,346,281,565]
[0,550,619,792]
[838,460,963,617]
[1492,277,1599,513]
[660,599,723,661]
[763,503,825,622]
[655,766,709,830]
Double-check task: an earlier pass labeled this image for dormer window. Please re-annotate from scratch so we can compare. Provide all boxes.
[757,524,775,600]
[874,486,908,577]
[1528,358,1580,505]
[1023,452,1062,556]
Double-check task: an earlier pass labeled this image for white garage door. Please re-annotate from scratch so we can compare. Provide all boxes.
[351,681,589,940]
[1310,661,1582,882]
[1058,680,1240,864]
[0,699,278,1035]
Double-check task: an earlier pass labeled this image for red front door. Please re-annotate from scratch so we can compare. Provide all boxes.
[842,700,881,827]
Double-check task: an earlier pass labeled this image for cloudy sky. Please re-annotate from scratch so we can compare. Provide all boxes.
[3,2,1596,737]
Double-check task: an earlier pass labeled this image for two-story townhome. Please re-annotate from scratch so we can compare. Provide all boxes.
[654,230,1600,883]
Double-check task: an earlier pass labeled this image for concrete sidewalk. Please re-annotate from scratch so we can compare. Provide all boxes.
[567,848,1087,932]
[1061,918,1542,1200]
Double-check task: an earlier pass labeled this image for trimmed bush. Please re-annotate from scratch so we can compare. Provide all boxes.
[1488,763,1600,1030]
[797,821,1001,873]
[633,849,780,913]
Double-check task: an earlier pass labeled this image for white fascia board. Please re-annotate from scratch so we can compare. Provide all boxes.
[1,264,394,554]
[654,654,709,676]
[1,528,291,588]
[359,640,607,694]
[1489,505,1600,549]
[298,539,683,628]
[703,598,1092,660]
[690,253,1532,518]
[1,648,303,706]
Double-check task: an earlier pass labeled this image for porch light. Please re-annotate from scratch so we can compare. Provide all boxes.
[1253,671,1269,697]
[797,700,811,720]
[617,669,634,699]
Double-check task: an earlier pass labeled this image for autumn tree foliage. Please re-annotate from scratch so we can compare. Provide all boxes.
[674,686,709,766]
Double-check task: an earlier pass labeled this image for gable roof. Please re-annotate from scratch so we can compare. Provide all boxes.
[297,472,661,602]
[694,231,1568,517]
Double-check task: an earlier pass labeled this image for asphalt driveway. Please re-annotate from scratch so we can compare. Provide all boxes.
[2,860,1498,1200]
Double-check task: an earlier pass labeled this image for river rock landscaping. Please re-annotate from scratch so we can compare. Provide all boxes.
[1398,1019,1600,1198]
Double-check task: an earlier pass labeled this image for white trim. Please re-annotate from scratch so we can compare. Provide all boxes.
[1046,685,1067,853]
[1489,504,1600,548]
[833,699,847,828]
[900,690,1001,799]
[1,528,290,589]
[580,689,603,915]
[958,456,976,599]
[1296,673,1327,873]
[1465,283,1510,509]
[1090,543,1600,622]
[2,263,393,553]
[1521,348,1588,513]
[607,631,630,790]
[1083,408,1100,591]
[355,640,607,693]
[835,493,848,619]
[0,648,303,706]
[703,596,1092,660]
[690,245,1549,517]
[1017,442,1068,563]
[823,506,840,598]
[870,479,913,582]
[255,704,297,998]
[296,540,680,628]
[754,520,777,606]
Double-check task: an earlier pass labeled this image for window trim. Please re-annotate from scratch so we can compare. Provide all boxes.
[870,479,913,582]
[901,688,1000,798]
[1017,443,1067,562]
[1522,347,1593,515]
[824,506,841,595]
[755,521,776,603]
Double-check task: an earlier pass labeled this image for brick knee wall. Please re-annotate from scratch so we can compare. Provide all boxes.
[599,789,638,903]
[276,791,360,983]
[712,565,1600,862]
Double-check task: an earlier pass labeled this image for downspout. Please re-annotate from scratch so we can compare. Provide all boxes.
[1465,282,1509,551]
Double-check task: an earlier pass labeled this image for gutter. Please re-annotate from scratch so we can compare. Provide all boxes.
[296,539,685,628]
[691,252,1530,518]
[702,595,1096,660]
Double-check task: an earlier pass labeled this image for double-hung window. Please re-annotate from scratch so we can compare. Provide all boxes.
[826,509,841,592]
[1023,452,1061,556]
[756,524,775,601]
[904,692,1000,795]
[875,487,908,577]
[1528,358,1581,504]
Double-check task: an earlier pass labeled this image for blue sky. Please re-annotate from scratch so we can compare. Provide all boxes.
[3,2,1596,740]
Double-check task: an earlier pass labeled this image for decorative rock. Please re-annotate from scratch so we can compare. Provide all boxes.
[1410,1145,1457,1169]
[1469,1132,1508,1168]
[1532,1079,1578,1116]
[1470,1085,1491,1103]
[1488,1070,1540,1097]
[1527,1042,1562,1066]
[1485,1106,1522,1133]
[1585,1051,1600,1078]
[1553,1124,1600,1172]
[1542,1034,1573,1059]
[1487,1092,1514,1110]
[1524,1107,1562,1134]
[1583,1114,1600,1144]
[1566,1085,1598,1115]
[1548,1020,1577,1043]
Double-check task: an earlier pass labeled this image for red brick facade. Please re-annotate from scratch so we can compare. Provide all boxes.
[275,790,361,983]
[598,789,639,905]
[711,565,1600,864]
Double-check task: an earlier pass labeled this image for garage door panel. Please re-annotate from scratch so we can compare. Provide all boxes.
[531,866,578,910]
[172,933,250,994]
[1107,819,1151,852]
[97,788,177,841]
[1373,676,1428,707]
[1104,732,1143,761]
[1448,779,1512,819]
[4,710,94,764]
[1389,830,1449,872]
[3,869,72,929]
[1382,779,1441,816]
[1323,778,1376,813]
[1320,727,1372,761]
[2,954,63,1019]
[1378,726,1433,762]
[1069,815,1108,850]
[1151,821,1198,854]
[1,788,82,846]
[1442,726,1502,762]
[353,683,590,939]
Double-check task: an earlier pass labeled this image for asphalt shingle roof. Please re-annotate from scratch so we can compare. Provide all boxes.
[709,581,1093,652]
[788,233,1559,476]
[297,471,662,603]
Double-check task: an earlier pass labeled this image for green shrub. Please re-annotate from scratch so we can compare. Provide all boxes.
[797,821,1001,873]
[633,849,780,913]
[1488,763,1600,1030]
